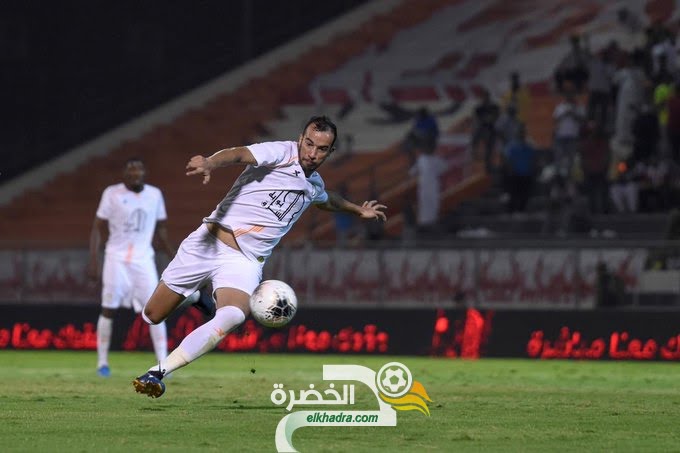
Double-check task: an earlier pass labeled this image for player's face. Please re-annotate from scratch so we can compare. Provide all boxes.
[297,127,334,175]
[123,161,146,192]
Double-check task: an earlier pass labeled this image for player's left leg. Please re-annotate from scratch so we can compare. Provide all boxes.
[96,307,116,377]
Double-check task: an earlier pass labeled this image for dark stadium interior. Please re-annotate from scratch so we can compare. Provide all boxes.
[2,0,366,181]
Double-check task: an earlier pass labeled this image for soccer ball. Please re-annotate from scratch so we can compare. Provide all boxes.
[249,280,298,328]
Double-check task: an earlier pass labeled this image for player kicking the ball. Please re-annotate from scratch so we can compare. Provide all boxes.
[133,116,387,397]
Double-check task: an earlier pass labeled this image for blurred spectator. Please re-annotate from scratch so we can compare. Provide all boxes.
[495,104,522,148]
[471,88,500,172]
[636,156,670,212]
[611,49,648,161]
[586,49,614,129]
[553,87,585,177]
[632,96,660,162]
[651,28,677,78]
[642,24,667,75]
[535,150,558,196]
[409,147,448,235]
[501,124,536,213]
[580,121,611,214]
[401,107,439,164]
[652,53,675,86]
[654,70,674,156]
[554,34,590,93]
[609,159,639,213]
[500,72,531,124]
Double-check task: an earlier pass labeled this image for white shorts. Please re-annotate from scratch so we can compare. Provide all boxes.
[102,257,159,313]
[161,224,263,297]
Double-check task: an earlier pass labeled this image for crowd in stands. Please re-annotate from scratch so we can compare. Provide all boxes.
[469,20,680,234]
[332,12,680,244]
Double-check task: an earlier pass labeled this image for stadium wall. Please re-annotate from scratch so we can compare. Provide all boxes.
[3,305,680,361]
[2,243,675,308]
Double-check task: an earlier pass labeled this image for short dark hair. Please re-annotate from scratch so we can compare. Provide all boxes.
[302,116,338,149]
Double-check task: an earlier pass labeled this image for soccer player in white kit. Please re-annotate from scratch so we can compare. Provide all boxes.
[88,158,176,377]
[133,116,387,397]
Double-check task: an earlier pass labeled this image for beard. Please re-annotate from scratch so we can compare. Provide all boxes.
[125,181,144,192]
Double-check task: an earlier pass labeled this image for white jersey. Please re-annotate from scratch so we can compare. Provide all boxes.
[96,183,167,263]
[204,141,329,262]
[409,154,447,226]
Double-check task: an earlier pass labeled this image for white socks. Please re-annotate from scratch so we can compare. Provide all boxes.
[98,315,167,369]
[149,322,168,362]
[96,315,113,368]
[152,306,246,375]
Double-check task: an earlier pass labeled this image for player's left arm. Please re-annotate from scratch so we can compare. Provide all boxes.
[153,220,176,258]
[316,190,387,222]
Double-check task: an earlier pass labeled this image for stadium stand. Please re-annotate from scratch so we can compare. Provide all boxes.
[1,0,679,248]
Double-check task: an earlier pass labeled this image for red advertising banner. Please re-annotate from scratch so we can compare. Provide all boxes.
[3,304,680,361]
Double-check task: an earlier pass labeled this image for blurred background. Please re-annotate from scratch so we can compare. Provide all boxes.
[3,0,680,359]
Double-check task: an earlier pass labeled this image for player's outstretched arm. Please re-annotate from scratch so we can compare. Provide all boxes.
[185,146,257,184]
[317,190,387,222]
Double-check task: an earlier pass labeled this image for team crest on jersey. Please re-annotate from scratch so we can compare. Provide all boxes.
[261,190,305,224]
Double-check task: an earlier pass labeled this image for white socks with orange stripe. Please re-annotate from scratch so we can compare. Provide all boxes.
[150,306,246,375]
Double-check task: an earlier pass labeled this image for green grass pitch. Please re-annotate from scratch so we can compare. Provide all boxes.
[1,350,679,452]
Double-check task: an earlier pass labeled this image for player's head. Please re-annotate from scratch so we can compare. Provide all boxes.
[297,116,337,175]
[123,157,146,193]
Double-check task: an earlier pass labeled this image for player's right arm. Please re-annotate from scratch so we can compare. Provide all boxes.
[87,217,109,283]
[185,146,257,184]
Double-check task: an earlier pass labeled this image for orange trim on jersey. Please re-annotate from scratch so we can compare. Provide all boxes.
[234,225,264,237]
[124,244,134,263]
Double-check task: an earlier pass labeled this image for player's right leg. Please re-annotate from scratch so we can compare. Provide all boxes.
[141,282,186,325]
[133,227,261,398]
[133,224,218,397]
[133,261,170,364]
[132,282,184,397]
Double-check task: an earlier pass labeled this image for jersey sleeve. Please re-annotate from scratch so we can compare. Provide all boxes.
[247,141,292,167]
[310,175,329,204]
[95,187,112,220]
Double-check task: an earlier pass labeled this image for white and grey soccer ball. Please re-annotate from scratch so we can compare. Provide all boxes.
[249,280,298,328]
